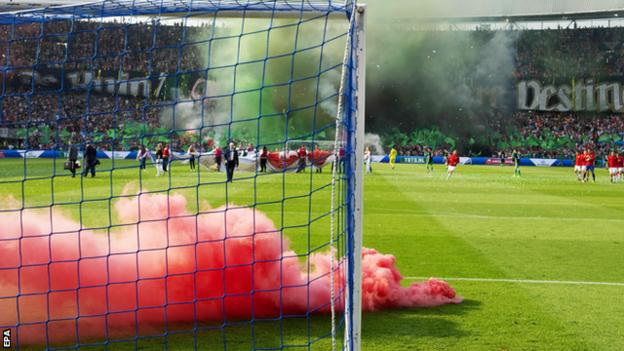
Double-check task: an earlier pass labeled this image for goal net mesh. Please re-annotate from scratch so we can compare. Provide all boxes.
[0,0,361,350]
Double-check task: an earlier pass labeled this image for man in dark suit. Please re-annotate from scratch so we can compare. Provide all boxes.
[224,142,239,183]
[82,143,98,178]
[67,143,78,178]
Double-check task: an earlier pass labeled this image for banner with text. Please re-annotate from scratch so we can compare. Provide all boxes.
[517,79,624,113]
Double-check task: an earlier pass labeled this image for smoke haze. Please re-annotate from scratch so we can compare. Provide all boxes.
[365,0,520,150]
[156,15,349,147]
[154,1,524,152]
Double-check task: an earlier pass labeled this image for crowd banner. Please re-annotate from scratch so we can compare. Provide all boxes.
[0,150,23,158]
[529,158,559,167]
[485,158,515,166]
[9,68,170,99]
[8,68,216,102]
[517,79,624,113]
[22,151,46,158]
[0,150,580,168]
[371,155,385,163]
[398,156,426,164]
[102,151,133,160]
[374,155,577,167]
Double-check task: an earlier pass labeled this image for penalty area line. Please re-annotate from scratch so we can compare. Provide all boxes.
[404,277,624,287]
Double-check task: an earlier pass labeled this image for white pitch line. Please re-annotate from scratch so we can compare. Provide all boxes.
[404,277,624,287]
[372,211,624,223]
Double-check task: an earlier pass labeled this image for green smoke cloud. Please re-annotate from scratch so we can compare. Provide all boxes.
[363,0,520,152]
[187,14,349,147]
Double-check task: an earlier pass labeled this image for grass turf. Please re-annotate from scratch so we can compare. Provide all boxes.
[1,158,623,350]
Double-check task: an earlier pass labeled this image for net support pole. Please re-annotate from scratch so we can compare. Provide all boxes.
[346,4,366,351]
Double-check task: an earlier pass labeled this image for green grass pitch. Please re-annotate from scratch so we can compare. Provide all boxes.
[1,158,623,350]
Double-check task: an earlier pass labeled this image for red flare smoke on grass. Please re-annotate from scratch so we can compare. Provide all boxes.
[0,192,461,345]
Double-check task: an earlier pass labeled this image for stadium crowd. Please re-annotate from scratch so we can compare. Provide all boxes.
[1,19,209,151]
[503,111,624,158]
[2,20,203,72]
[514,27,624,79]
[1,87,162,150]
[383,111,624,159]
[3,21,624,161]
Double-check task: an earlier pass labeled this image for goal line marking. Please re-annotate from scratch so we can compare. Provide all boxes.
[404,277,624,287]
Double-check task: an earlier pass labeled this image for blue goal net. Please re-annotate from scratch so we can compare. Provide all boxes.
[0,0,364,350]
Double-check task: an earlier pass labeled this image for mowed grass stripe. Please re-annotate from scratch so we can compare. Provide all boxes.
[392,169,624,222]
[376,163,623,350]
[378,164,624,281]
[363,210,624,223]
[365,167,599,350]
[405,276,624,286]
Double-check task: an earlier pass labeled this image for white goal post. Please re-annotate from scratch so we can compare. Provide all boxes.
[346,4,366,351]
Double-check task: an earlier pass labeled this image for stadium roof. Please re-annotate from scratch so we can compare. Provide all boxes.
[3,0,624,26]
[400,0,624,21]
[0,0,354,24]
[4,0,624,18]
[0,0,352,15]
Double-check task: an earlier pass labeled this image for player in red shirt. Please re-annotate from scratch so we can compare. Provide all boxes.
[617,151,624,183]
[214,146,223,172]
[296,145,307,173]
[162,143,171,172]
[574,151,584,181]
[607,151,618,183]
[583,148,596,183]
[446,150,460,180]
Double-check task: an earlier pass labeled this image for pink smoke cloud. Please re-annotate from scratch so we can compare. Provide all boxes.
[0,192,461,345]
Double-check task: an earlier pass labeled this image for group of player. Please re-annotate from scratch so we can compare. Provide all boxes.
[574,148,597,182]
[574,148,624,183]
[573,148,624,183]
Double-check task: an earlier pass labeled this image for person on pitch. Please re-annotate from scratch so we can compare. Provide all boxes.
[425,147,434,174]
[313,145,324,173]
[259,146,268,173]
[296,144,308,173]
[574,150,584,181]
[162,143,171,172]
[446,150,459,180]
[338,147,346,173]
[225,142,239,182]
[364,146,372,174]
[389,145,398,170]
[584,147,596,183]
[187,143,196,171]
[214,145,223,172]
[617,151,624,183]
[512,149,521,177]
[607,150,618,183]
[137,145,149,171]
[67,142,79,178]
[82,142,98,178]
[579,150,588,182]
[155,143,164,176]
